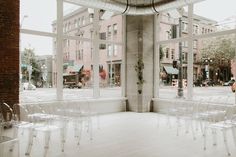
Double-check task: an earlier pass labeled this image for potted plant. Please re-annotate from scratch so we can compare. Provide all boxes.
[134,57,145,94]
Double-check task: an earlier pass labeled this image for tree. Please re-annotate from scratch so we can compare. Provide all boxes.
[200,36,235,62]
[21,48,41,84]
[200,36,235,81]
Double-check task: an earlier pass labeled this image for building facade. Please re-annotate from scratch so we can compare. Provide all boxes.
[52,8,122,87]
[159,12,219,85]
[52,8,227,87]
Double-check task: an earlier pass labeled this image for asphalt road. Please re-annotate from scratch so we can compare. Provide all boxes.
[20,86,236,104]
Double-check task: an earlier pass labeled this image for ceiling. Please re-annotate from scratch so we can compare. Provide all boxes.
[64,0,204,15]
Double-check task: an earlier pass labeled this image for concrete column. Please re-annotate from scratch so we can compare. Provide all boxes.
[126,15,154,112]
[121,15,126,97]
[154,13,161,98]
[187,4,194,100]
[93,9,100,98]
[56,0,63,101]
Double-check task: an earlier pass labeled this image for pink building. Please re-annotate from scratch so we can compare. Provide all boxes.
[52,8,123,87]
[52,8,217,87]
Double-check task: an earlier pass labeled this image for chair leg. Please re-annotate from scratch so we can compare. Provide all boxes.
[203,127,207,150]
[74,120,78,138]
[190,120,196,140]
[60,128,66,152]
[43,131,51,157]
[25,128,34,156]
[97,114,100,130]
[231,127,236,147]
[222,130,231,156]
[212,129,217,146]
[89,117,93,140]
[9,127,18,152]
[77,121,82,145]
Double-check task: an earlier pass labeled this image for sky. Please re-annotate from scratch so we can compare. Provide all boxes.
[20,0,236,56]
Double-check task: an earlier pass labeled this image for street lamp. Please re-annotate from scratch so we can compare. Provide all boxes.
[204,58,213,80]
[20,15,28,28]
[168,8,184,98]
[20,15,28,91]
[177,17,184,98]
[41,64,48,88]
[27,64,32,84]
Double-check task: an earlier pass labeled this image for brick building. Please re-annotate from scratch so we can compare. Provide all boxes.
[52,7,219,87]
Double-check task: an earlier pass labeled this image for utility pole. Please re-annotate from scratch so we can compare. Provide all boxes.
[177,17,183,98]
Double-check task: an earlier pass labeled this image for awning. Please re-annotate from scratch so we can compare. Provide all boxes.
[67,64,84,72]
[164,66,179,75]
[63,73,76,77]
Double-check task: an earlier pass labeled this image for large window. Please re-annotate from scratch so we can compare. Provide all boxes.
[20,1,124,102]
[157,0,236,104]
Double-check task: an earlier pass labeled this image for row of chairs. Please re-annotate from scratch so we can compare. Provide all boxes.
[0,101,99,157]
[158,98,236,156]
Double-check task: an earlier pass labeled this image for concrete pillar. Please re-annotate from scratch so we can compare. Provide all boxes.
[187,4,194,100]
[56,0,63,100]
[93,9,100,98]
[126,15,154,112]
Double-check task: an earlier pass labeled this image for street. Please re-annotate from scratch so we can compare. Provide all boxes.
[20,86,236,104]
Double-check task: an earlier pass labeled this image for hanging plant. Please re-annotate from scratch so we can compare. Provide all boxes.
[134,57,145,86]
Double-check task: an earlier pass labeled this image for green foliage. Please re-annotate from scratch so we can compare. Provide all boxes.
[200,36,235,64]
[134,57,145,85]
[21,48,41,84]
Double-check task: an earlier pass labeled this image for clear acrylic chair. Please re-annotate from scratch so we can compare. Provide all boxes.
[0,102,19,157]
[18,104,66,157]
[203,106,235,156]
[174,99,196,140]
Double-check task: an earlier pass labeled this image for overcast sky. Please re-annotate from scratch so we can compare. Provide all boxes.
[20,0,236,56]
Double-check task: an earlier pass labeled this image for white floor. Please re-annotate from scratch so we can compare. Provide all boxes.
[2,112,236,157]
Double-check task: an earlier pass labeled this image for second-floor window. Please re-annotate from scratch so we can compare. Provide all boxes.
[107,44,112,57]
[107,25,112,38]
[100,32,106,40]
[166,31,171,40]
[79,49,83,60]
[74,19,77,28]
[89,14,94,23]
[194,53,197,62]
[183,41,188,47]
[182,22,188,32]
[68,22,71,31]
[193,40,197,49]
[114,45,118,56]
[82,16,85,25]
[113,24,118,35]
[165,48,169,59]
[77,18,80,27]
[171,49,175,60]
[193,25,198,34]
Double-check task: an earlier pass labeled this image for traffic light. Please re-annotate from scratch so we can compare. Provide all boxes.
[173,60,177,68]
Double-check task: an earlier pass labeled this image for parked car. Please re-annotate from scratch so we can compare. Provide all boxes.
[23,82,36,90]
[223,79,235,86]
[231,82,236,92]
[201,79,215,87]
[193,79,202,87]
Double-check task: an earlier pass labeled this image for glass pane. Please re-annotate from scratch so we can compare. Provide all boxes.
[193,35,236,104]
[20,0,56,32]
[62,38,93,99]
[194,0,236,35]
[159,43,185,99]
[99,14,123,98]
[20,34,56,103]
